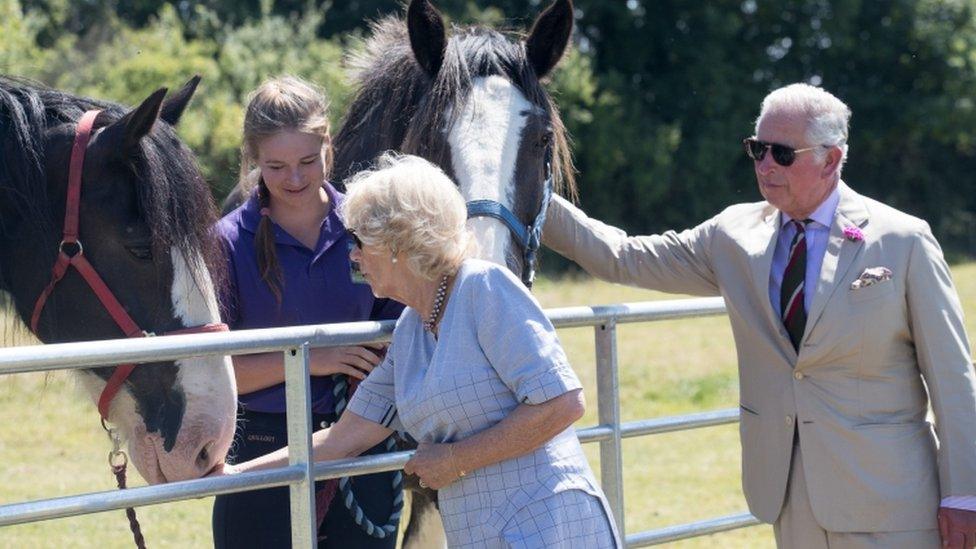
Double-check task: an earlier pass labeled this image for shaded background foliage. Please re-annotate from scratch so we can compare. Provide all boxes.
[4,0,976,268]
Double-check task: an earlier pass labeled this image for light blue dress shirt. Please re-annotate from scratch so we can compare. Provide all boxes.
[348,259,621,547]
[769,186,841,316]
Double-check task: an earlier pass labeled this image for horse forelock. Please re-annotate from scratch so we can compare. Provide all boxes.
[335,17,430,184]
[446,25,575,199]
[134,124,226,293]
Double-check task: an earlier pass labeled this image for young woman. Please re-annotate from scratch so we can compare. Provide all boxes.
[212,76,402,548]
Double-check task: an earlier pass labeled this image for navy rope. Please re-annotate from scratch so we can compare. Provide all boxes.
[331,374,404,539]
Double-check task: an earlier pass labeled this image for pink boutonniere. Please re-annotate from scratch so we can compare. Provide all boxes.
[843,226,864,242]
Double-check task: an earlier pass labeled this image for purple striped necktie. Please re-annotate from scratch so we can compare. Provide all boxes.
[781,220,811,350]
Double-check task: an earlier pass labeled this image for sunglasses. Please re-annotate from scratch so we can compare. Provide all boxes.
[743,137,824,167]
[347,229,363,249]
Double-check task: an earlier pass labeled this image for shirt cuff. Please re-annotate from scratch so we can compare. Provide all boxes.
[941,496,976,512]
[516,363,583,405]
[347,386,399,429]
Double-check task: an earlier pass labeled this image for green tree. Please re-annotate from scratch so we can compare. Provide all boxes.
[0,0,63,76]
[566,0,976,256]
[6,0,976,258]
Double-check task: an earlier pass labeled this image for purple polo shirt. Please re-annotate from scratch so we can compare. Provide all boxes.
[215,182,403,414]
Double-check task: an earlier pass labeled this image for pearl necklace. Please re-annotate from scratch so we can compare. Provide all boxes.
[423,274,451,332]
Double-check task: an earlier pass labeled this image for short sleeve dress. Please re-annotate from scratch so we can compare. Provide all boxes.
[348,259,621,548]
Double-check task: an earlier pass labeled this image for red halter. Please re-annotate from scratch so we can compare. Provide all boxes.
[30,110,228,420]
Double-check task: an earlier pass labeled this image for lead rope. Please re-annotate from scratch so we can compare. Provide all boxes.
[331,375,404,538]
[104,421,147,549]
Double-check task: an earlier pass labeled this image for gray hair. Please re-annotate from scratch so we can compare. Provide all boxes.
[756,83,852,169]
[340,153,472,280]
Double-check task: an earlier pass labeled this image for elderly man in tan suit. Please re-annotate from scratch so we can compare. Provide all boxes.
[543,83,976,548]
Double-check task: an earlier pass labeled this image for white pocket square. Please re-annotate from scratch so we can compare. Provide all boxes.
[850,266,893,290]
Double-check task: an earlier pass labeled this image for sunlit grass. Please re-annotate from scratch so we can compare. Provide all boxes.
[5,262,976,547]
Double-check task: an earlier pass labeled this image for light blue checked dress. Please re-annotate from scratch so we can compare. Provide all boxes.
[348,259,620,548]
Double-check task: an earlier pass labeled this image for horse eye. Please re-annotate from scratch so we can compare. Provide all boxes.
[127,246,153,260]
[539,132,553,147]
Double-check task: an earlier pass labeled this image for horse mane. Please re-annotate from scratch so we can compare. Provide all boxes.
[333,18,430,184]
[335,16,577,199]
[0,76,224,292]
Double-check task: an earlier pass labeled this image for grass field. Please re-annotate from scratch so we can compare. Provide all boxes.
[5,262,976,547]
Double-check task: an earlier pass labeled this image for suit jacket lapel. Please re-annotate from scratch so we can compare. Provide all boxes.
[804,181,869,341]
[750,204,793,354]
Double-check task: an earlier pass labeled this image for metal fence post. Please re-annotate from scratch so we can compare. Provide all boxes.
[284,343,316,549]
[595,319,625,536]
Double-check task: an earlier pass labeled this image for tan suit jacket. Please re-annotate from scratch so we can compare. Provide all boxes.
[543,181,976,532]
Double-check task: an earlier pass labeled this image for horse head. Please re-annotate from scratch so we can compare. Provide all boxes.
[335,0,576,286]
[0,77,237,484]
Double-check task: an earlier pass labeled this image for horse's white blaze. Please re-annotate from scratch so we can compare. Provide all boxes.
[448,75,531,267]
[169,247,222,326]
[168,248,236,410]
[157,248,237,482]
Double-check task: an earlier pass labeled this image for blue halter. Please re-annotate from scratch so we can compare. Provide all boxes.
[465,153,553,288]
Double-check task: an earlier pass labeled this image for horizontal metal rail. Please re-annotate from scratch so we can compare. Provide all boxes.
[0,297,726,373]
[0,296,761,546]
[0,410,742,527]
[0,467,305,526]
[627,513,763,546]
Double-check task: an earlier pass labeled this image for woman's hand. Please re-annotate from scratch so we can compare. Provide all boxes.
[207,462,241,477]
[233,344,388,394]
[309,344,386,379]
[403,442,464,490]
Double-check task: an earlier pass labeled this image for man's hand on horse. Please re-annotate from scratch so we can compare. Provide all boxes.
[403,442,462,490]
[939,507,976,548]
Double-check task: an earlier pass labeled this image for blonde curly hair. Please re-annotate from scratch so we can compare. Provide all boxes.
[340,153,473,280]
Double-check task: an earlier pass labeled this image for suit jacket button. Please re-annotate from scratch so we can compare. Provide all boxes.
[794,371,804,380]
[786,416,794,426]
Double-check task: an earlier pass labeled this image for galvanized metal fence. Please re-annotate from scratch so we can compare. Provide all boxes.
[0,296,761,546]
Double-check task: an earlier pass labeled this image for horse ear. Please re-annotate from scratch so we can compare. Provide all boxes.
[159,75,201,126]
[525,0,574,79]
[98,87,167,155]
[407,0,447,77]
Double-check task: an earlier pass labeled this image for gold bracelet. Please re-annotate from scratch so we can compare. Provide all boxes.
[448,444,466,478]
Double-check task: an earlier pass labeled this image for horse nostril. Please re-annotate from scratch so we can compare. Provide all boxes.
[197,442,213,467]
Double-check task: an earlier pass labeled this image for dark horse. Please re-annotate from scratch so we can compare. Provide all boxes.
[0,77,237,484]
[221,0,575,545]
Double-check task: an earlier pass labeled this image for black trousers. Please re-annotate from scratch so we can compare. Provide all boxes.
[212,408,398,548]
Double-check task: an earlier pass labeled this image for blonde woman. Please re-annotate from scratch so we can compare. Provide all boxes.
[213,76,402,548]
[221,153,620,548]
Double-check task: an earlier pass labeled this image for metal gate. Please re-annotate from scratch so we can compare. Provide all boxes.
[0,296,760,546]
